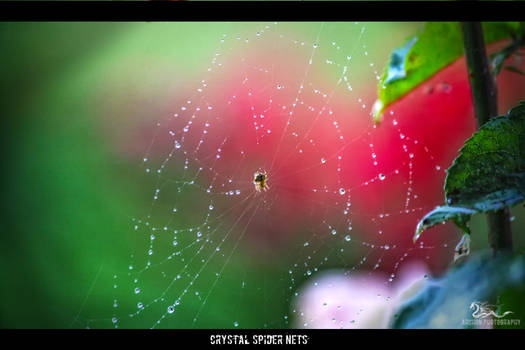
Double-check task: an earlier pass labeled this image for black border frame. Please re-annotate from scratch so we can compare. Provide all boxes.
[0,1,525,21]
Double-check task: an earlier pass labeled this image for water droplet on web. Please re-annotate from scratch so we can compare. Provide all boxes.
[345,235,351,242]
[234,321,239,327]
[112,317,118,324]
[339,188,346,195]
[137,302,144,309]
[378,173,386,181]
[168,305,175,314]
[209,204,214,211]
[135,287,140,294]
[437,82,451,93]
[435,165,441,170]
[321,158,326,164]
[331,229,337,235]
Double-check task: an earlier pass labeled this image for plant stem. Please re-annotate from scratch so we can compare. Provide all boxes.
[460,22,513,255]
[461,22,497,126]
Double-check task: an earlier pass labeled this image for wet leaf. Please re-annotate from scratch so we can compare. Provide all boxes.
[414,206,475,242]
[374,22,522,122]
[414,101,525,241]
[445,101,525,209]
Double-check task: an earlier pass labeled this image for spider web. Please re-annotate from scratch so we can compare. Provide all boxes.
[82,22,462,329]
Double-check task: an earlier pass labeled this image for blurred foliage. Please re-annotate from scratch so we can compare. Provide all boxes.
[392,252,525,328]
[374,22,523,122]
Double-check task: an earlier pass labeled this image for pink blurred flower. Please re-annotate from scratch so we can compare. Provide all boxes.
[292,261,430,328]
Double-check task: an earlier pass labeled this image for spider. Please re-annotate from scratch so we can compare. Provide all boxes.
[253,170,269,192]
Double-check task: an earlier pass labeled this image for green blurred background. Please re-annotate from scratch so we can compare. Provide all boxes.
[1,22,524,329]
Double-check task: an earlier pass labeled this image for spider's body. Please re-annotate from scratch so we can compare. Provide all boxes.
[253,170,269,192]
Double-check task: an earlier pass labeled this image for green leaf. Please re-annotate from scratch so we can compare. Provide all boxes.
[414,102,525,242]
[414,206,475,242]
[445,101,525,208]
[374,22,522,123]
[414,101,525,241]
